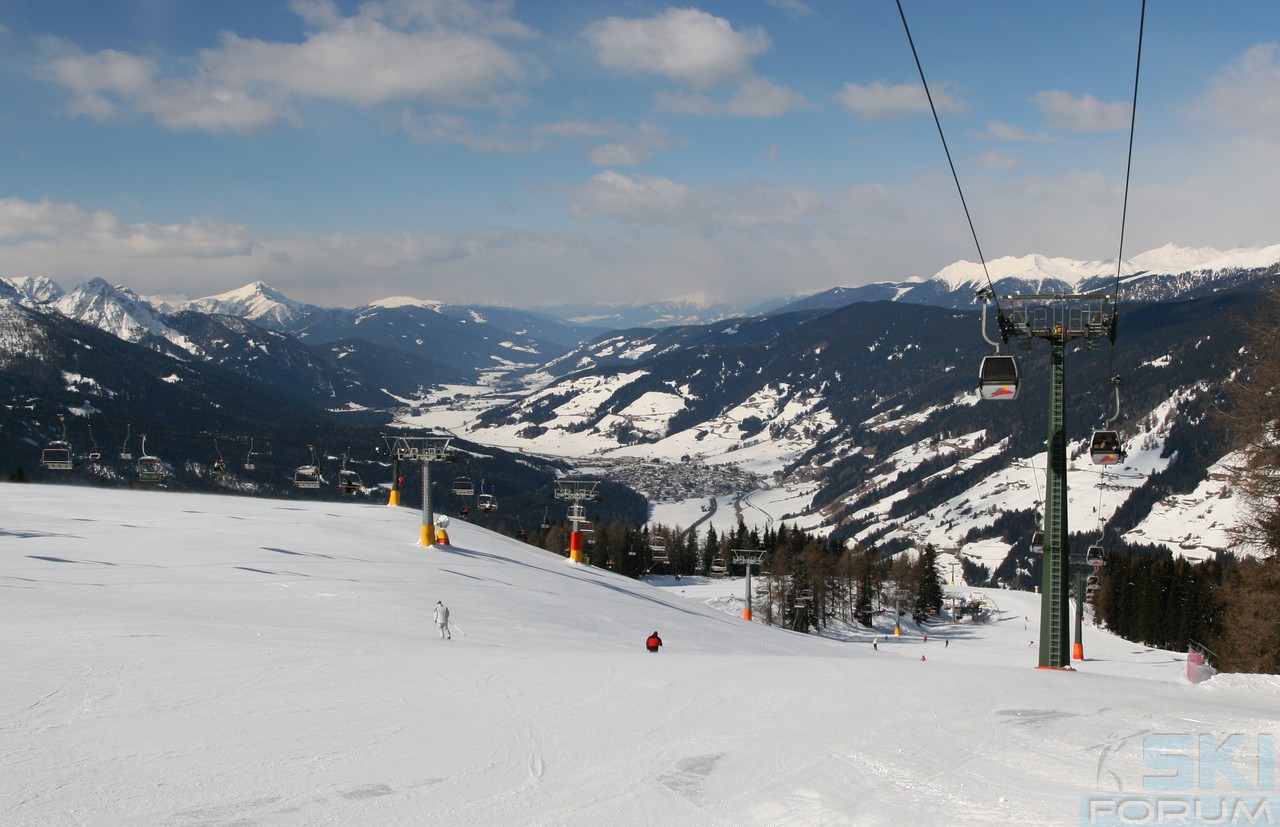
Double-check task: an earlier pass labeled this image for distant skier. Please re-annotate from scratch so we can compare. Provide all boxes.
[646,631,662,653]
[434,600,452,639]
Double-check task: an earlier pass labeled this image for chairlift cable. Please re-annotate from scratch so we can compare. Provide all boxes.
[1108,0,1146,382]
[895,0,999,304]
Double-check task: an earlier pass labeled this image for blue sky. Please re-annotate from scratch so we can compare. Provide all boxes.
[1,0,1277,309]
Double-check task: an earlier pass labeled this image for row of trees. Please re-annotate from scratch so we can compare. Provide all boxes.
[1089,282,1280,673]
[520,517,948,633]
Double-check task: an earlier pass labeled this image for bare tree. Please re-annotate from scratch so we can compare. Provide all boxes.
[1222,281,1280,557]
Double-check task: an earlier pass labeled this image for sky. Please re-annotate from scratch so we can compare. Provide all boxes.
[1,1,1278,310]
[5,483,1273,825]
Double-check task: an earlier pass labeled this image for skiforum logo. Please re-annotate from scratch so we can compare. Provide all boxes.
[1081,732,1279,825]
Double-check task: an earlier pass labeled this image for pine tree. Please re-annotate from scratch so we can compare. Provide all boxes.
[1212,557,1280,673]
[914,544,945,623]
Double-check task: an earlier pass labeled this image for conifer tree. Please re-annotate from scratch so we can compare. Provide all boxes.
[914,544,945,623]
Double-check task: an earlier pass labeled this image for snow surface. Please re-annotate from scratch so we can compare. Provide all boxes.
[5,485,1277,826]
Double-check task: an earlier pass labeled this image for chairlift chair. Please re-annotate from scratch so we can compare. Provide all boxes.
[709,555,727,575]
[212,439,227,475]
[567,503,586,523]
[452,476,475,497]
[293,445,322,489]
[337,448,362,493]
[539,508,551,531]
[650,535,669,563]
[339,469,363,494]
[41,415,74,470]
[244,439,257,472]
[87,424,101,461]
[477,486,497,513]
[135,435,166,482]
[119,424,134,461]
[41,440,74,470]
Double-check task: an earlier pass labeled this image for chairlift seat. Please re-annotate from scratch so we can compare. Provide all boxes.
[293,465,322,489]
[137,456,166,481]
[452,477,475,497]
[41,441,74,470]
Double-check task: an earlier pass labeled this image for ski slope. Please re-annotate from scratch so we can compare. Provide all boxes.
[3,485,1277,826]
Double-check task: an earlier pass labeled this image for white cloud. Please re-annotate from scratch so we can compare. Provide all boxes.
[974,151,1020,171]
[834,80,965,121]
[583,8,769,89]
[766,0,814,17]
[1199,43,1280,134]
[1031,90,1130,131]
[40,0,530,134]
[0,196,258,258]
[536,120,684,166]
[567,171,695,224]
[656,76,810,117]
[566,171,827,231]
[974,120,1049,142]
[401,110,536,153]
[0,196,86,238]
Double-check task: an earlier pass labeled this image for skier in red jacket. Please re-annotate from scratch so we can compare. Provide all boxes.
[646,632,662,653]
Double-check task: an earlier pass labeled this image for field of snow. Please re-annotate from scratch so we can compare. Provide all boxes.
[4,485,1277,826]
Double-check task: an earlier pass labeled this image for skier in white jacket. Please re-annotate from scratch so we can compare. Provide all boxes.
[433,600,451,639]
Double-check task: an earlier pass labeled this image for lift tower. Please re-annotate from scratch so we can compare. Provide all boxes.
[554,479,600,564]
[999,292,1116,669]
[385,435,455,547]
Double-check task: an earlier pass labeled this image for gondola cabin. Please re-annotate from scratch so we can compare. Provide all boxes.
[41,440,74,470]
[1085,546,1105,567]
[978,355,1019,400]
[1030,531,1044,555]
[1089,430,1126,465]
[477,493,497,512]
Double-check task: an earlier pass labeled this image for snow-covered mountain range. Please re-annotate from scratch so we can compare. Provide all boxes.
[2,241,1275,580]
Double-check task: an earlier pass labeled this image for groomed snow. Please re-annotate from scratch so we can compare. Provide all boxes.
[4,485,1275,826]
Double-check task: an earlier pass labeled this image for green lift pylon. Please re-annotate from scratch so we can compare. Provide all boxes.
[989,293,1117,669]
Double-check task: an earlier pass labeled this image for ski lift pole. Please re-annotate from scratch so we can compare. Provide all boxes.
[420,453,433,547]
[733,548,765,621]
[1072,565,1087,661]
